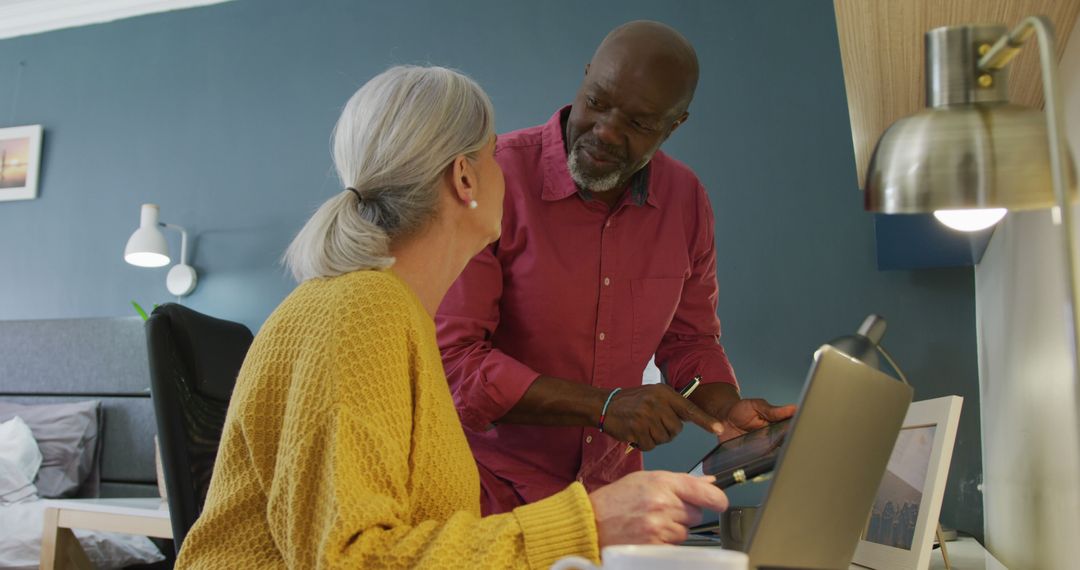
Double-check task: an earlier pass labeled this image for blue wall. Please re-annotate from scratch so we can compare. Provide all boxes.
[0,0,984,537]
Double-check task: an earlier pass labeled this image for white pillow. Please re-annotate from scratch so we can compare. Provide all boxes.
[0,457,38,505]
[0,417,42,504]
[0,416,42,483]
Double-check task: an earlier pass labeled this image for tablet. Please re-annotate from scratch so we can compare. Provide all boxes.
[688,418,792,485]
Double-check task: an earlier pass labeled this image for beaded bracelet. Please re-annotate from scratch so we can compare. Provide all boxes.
[598,387,622,433]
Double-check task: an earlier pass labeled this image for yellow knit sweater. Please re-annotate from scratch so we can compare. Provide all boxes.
[176,270,599,569]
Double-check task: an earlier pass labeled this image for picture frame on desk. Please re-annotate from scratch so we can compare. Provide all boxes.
[0,124,43,202]
[853,395,963,570]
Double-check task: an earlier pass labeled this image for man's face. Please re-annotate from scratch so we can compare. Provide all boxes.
[564,58,688,193]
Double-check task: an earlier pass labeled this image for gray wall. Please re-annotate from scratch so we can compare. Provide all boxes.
[973,11,1080,566]
[0,0,984,537]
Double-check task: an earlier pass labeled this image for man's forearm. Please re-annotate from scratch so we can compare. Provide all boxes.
[496,375,609,426]
[688,381,741,421]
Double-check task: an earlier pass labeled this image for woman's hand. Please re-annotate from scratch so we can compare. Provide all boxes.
[587,471,728,548]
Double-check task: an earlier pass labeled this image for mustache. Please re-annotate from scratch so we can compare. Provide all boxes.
[572,135,628,162]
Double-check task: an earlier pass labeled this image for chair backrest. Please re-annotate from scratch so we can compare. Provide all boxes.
[145,303,253,554]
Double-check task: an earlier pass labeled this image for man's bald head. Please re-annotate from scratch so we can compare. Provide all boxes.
[590,20,699,114]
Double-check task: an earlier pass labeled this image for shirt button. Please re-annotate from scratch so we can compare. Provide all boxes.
[605,219,612,228]
[576,476,583,483]
[598,332,606,341]
[603,277,611,286]
[586,435,593,444]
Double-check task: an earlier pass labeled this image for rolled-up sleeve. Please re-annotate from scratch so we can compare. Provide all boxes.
[436,244,542,432]
[655,184,739,392]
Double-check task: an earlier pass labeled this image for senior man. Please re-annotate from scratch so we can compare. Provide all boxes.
[437,20,795,515]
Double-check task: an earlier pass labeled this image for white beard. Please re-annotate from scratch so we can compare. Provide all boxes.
[566,145,624,193]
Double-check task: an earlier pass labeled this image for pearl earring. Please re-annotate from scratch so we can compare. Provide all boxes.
[468,200,478,209]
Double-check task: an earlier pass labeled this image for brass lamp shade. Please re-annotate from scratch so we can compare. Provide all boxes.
[865,23,1077,214]
[866,103,1074,213]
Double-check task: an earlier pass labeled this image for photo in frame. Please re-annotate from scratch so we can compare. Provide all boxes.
[0,125,43,202]
[852,395,963,570]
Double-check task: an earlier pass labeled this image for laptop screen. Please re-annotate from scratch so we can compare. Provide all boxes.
[688,345,913,570]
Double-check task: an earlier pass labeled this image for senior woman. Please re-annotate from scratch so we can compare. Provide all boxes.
[176,65,728,569]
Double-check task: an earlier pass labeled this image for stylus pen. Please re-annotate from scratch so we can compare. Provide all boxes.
[713,455,777,489]
[624,375,702,455]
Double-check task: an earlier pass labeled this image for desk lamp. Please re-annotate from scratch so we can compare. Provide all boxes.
[124,203,197,296]
[827,314,908,385]
[864,17,1079,408]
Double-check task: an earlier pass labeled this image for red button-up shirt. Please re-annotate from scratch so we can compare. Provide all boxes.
[436,107,738,515]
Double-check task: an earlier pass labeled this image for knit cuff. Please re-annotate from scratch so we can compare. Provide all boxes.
[512,482,599,568]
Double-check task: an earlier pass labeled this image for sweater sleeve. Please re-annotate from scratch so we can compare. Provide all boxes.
[264,301,599,569]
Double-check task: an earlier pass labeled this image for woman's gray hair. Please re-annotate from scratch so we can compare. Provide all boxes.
[284,65,495,282]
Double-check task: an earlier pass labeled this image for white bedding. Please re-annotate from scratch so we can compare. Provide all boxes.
[0,412,165,568]
[0,499,165,570]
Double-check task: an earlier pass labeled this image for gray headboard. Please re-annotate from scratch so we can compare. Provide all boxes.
[0,317,159,498]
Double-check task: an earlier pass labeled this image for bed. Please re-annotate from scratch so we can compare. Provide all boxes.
[0,316,169,569]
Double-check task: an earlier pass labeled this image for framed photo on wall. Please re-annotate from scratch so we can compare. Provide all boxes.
[852,395,963,570]
[0,125,43,202]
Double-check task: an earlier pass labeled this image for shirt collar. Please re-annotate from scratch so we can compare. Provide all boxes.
[540,105,658,208]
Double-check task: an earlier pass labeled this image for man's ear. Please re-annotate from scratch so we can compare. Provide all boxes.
[584,63,590,77]
[670,111,690,133]
[663,111,690,142]
[448,155,475,204]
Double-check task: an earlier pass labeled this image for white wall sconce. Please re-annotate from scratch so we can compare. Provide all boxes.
[124,203,198,296]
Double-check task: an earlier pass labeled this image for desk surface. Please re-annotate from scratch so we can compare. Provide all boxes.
[927,537,1006,570]
[849,537,1005,570]
[687,536,1003,569]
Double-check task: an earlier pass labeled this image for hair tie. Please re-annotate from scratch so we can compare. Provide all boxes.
[346,187,363,201]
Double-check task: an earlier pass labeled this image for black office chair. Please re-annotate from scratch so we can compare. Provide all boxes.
[145,303,253,555]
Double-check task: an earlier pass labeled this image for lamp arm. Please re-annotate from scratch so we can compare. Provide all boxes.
[981,16,1080,411]
[976,18,1038,72]
[160,223,190,266]
[875,344,910,386]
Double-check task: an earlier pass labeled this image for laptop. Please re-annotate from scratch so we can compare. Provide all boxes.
[690,344,913,569]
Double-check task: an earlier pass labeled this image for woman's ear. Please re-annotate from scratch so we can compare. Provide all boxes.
[448,154,476,204]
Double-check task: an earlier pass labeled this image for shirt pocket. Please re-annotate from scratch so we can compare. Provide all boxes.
[630,277,685,364]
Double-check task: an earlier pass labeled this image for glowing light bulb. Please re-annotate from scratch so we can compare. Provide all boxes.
[933,208,1007,232]
[124,251,170,267]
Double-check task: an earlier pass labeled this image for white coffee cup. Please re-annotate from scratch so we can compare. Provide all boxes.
[550,545,748,570]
